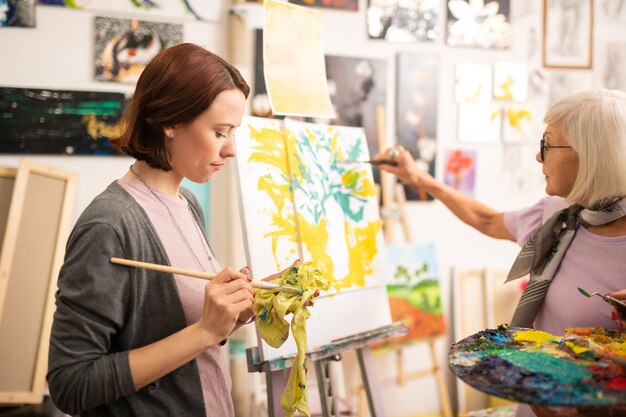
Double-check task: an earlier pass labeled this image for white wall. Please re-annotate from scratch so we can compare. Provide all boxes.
[0,4,229,221]
[3,1,625,416]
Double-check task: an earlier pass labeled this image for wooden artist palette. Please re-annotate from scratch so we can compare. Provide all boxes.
[449,326,626,407]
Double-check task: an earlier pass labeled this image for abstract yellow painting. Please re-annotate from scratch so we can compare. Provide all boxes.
[235,117,300,279]
[283,119,384,291]
[235,116,384,291]
[263,0,335,118]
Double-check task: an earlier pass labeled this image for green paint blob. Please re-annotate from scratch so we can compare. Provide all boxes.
[496,349,590,384]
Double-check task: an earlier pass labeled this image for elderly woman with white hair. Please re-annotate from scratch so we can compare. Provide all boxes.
[374,89,626,417]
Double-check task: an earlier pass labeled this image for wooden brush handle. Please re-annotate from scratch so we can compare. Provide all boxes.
[110,257,217,280]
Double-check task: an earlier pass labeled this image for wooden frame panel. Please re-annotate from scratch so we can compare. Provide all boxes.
[0,161,76,404]
[0,168,17,256]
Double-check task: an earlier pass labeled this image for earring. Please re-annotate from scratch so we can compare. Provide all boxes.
[167,132,174,139]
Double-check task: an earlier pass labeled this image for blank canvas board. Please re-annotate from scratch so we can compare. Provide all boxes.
[0,161,76,403]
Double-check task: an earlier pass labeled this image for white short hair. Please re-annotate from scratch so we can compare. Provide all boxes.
[543,89,626,206]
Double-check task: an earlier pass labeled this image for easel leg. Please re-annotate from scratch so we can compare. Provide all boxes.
[428,340,453,417]
[266,368,289,417]
[315,358,340,417]
[356,347,386,417]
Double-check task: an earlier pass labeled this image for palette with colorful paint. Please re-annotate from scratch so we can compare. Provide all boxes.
[449,325,626,407]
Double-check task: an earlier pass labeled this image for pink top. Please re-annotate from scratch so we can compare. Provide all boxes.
[505,196,626,417]
[504,196,625,335]
[119,177,234,417]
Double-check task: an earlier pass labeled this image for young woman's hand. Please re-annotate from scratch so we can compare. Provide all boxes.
[258,259,320,305]
[198,267,254,341]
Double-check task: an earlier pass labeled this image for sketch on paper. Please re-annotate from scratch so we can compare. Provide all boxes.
[543,0,592,69]
[458,103,501,144]
[548,71,593,105]
[396,53,439,201]
[290,0,358,11]
[595,0,626,23]
[1,0,35,27]
[234,117,299,279]
[284,119,384,290]
[95,17,182,84]
[381,243,446,347]
[366,0,440,42]
[444,149,476,196]
[502,105,534,144]
[264,0,334,118]
[454,63,492,103]
[446,0,512,49]
[0,87,127,155]
[493,62,528,102]
[501,145,543,194]
[595,41,626,92]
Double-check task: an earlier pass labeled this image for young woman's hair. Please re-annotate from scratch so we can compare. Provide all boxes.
[111,43,250,170]
[544,89,626,205]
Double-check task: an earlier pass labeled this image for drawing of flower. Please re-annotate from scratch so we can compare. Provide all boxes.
[446,0,511,49]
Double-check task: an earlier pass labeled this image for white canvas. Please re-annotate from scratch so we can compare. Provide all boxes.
[458,103,501,144]
[454,63,492,103]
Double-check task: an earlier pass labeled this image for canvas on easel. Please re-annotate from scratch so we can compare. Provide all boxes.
[235,116,392,362]
[0,160,76,404]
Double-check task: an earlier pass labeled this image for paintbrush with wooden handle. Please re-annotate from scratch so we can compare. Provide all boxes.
[110,257,302,294]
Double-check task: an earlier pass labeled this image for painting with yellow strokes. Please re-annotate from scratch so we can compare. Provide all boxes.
[235,117,300,280]
[454,63,492,104]
[502,105,535,144]
[236,116,392,363]
[235,116,384,291]
[263,0,335,118]
[492,62,528,102]
[283,118,384,291]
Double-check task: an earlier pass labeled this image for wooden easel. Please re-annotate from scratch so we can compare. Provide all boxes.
[246,323,408,417]
[356,107,453,417]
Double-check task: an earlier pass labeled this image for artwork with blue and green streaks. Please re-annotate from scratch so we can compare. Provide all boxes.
[0,87,128,154]
[284,119,384,291]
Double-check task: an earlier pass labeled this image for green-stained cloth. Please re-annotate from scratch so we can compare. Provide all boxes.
[252,263,331,417]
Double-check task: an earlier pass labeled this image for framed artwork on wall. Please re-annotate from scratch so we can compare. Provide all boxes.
[543,0,593,69]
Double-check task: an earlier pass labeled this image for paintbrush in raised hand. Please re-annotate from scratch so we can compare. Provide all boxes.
[335,159,399,167]
[110,257,302,294]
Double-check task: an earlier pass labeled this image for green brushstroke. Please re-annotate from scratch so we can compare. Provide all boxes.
[496,349,591,384]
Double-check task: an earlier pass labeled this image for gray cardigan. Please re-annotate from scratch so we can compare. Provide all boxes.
[48,181,209,416]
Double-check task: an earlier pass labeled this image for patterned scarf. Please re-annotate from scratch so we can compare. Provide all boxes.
[507,195,626,328]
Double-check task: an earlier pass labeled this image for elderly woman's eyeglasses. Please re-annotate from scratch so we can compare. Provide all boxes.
[540,138,572,162]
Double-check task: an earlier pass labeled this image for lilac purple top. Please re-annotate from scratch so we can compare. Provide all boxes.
[505,196,626,417]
